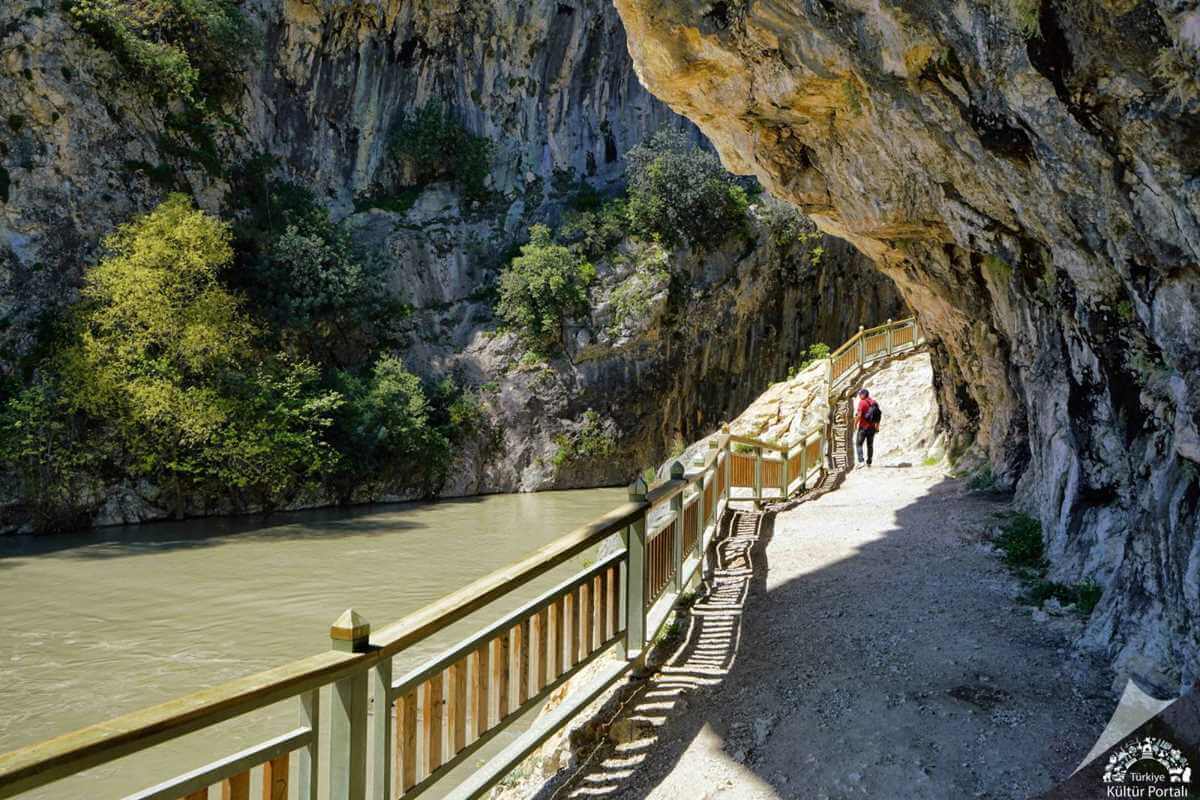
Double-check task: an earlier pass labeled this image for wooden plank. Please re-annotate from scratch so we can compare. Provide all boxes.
[469,645,489,743]
[532,609,548,693]
[398,689,417,792]
[220,772,249,800]
[514,618,530,707]
[261,754,288,800]
[492,634,510,722]
[182,791,206,800]
[594,573,607,644]
[448,658,467,757]
[563,592,578,671]
[549,599,563,679]
[580,580,594,659]
[421,674,444,778]
[606,566,619,638]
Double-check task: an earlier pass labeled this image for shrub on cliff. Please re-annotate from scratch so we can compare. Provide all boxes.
[67,0,255,108]
[389,101,494,201]
[497,225,596,354]
[229,169,408,363]
[625,128,749,250]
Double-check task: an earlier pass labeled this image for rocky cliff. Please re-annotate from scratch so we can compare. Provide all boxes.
[0,0,903,524]
[612,0,1200,692]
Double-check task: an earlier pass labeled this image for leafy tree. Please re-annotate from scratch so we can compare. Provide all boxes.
[625,128,749,250]
[228,170,407,363]
[558,198,629,260]
[56,195,338,514]
[497,225,596,353]
[327,356,450,501]
[390,101,494,201]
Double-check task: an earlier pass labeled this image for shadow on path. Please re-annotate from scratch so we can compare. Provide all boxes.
[537,472,1112,800]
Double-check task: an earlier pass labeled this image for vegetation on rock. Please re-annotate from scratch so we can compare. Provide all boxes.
[497,225,596,354]
[389,101,494,201]
[67,0,255,108]
[624,128,749,250]
[0,195,474,530]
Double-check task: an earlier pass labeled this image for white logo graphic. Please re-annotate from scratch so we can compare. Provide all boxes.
[1103,736,1192,785]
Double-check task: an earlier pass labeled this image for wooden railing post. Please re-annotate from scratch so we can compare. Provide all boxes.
[781,448,790,498]
[297,689,320,800]
[328,610,371,800]
[369,651,392,800]
[670,462,684,594]
[753,446,763,508]
[623,477,648,663]
[722,425,732,505]
[856,325,865,375]
[885,318,893,355]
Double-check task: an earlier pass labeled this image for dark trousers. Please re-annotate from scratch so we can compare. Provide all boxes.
[856,428,876,465]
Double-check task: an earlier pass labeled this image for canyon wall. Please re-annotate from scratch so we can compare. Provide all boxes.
[0,0,903,523]
[612,0,1199,693]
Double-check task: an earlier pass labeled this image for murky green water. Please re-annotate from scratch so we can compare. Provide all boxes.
[0,489,627,799]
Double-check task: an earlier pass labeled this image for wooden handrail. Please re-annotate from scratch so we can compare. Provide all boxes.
[0,649,365,799]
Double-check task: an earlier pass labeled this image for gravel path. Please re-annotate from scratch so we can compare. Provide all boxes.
[549,466,1112,800]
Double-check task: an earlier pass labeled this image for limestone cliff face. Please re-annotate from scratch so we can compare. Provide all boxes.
[612,0,1200,691]
[0,1,903,523]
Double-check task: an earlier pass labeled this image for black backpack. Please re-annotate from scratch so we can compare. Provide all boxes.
[865,401,882,424]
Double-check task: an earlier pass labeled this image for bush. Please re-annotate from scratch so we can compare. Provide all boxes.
[67,0,255,108]
[55,195,340,514]
[789,342,831,377]
[327,356,450,501]
[230,174,406,361]
[553,410,616,467]
[497,225,596,353]
[625,128,749,250]
[0,379,106,532]
[994,512,1045,569]
[389,101,494,201]
[558,198,629,260]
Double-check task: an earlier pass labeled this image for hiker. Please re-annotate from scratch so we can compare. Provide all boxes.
[854,388,881,467]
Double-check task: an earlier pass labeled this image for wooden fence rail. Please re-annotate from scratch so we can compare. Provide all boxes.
[0,317,923,800]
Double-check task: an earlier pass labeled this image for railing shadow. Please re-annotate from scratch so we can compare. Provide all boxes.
[539,477,1112,800]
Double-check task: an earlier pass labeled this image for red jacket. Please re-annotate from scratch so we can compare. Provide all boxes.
[857,397,878,430]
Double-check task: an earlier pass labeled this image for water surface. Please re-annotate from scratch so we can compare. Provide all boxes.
[0,488,627,798]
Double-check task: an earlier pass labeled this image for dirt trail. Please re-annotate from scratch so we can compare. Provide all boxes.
[543,466,1112,800]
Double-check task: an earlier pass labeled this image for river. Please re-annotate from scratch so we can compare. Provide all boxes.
[0,488,628,799]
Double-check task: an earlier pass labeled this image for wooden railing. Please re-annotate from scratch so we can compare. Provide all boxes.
[0,317,924,800]
[828,317,923,389]
[0,450,734,800]
[727,316,924,505]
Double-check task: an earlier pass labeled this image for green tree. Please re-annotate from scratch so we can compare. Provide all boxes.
[0,379,106,532]
[497,225,596,353]
[228,169,406,363]
[625,128,749,250]
[58,195,338,514]
[327,356,450,502]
